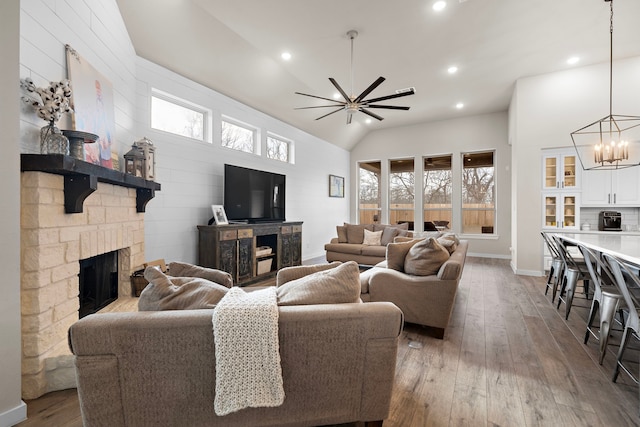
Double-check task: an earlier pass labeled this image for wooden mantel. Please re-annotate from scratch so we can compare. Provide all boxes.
[21,154,161,213]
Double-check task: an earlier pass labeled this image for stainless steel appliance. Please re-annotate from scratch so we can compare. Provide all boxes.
[599,211,622,231]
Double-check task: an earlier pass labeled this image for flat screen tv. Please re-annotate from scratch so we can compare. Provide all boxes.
[223,164,286,223]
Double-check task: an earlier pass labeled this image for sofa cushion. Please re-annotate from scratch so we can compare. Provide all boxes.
[336,225,348,243]
[380,227,400,246]
[324,243,364,255]
[363,229,383,246]
[276,261,341,286]
[404,237,450,276]
[345,223,374,244]
[167,261,233,288]
[441,232,460,245]
[139,267,229,311]
[361,245,387,257]
[277,261,361,306]
[386,239,422,272]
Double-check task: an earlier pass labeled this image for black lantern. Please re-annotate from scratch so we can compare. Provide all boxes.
[124,145,144,177]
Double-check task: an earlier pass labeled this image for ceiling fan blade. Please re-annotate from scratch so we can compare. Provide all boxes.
[347,111,353,125]
[364,88,415,104]
[295,91,345,103]
[329,78,350,102]
[294,104,346,110]
[359,108,384,121]
[365,104,410,110]
[354,77,386,103]
[315,107,345,121]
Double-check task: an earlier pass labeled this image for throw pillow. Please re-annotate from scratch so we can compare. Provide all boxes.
[373,223,388,232]
[386,239,422,272]
[345,223,373,244]
[336,225,348,243]
[168,261,233,288]
[441,232,460,245]
[395,222,410,230]
[437,235,458,254]
[276,261,361,306]
[404,237,450,276]
[380,226,400,246]
[139,266,229,311]
[276,261,341,286]
[363,229,383,246]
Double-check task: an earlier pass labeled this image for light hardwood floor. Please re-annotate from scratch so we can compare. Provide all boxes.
[17,257,640,426]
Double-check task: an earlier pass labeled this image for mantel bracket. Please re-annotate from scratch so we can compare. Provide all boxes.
[64,174,97,213]
[136,188,155,213]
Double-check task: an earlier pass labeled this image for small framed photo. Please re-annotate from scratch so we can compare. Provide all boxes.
[211,205,229,225]
[329,174,345,198]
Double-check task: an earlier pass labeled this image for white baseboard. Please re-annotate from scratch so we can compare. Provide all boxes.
[467,252,511,259]
[0,401,26,427]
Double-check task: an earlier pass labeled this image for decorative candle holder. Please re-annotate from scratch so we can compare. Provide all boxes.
[62,130,99,161]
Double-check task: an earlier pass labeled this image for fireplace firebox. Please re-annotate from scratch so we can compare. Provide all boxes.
[79,251,118,318]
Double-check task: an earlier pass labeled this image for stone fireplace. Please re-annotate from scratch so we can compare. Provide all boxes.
[20,154,160,399]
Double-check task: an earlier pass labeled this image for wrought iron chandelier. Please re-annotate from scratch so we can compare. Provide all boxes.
[570,0,640,170]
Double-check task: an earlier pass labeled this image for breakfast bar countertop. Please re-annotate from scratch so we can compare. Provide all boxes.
[552,232,640,266]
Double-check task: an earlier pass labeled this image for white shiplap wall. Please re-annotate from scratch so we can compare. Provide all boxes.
[136,58,350,263]
[19,0,350,266]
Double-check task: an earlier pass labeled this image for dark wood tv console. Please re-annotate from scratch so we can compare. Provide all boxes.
[197,221,302,286]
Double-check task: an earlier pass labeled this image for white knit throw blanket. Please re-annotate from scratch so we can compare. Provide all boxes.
[212,286,285,416]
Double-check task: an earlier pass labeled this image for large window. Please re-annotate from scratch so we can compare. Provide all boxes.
[424,155,452,228]
[221,118,256,154]
[151,92,206,141]
[462,151,495,234]
[358,161,381,224]
[266,134,291,163]
[389,158,415,226]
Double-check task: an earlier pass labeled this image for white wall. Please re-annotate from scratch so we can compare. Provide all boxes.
[18,0,349,271]
[510,56,640,274]
[0,1,26,425]
[350,112,511,258]
[136,58,350,263]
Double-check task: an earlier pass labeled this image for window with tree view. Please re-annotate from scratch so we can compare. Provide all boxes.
[359,161,381,224]
[151,95,205,141]
[266,135,290,162]
[462,151,495,234]
[424,155,452,229]
[221,119,255,154]
[389,159,415,226]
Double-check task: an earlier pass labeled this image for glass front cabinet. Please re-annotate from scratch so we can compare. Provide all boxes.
[542,193,580,230]
[542,150,580,191]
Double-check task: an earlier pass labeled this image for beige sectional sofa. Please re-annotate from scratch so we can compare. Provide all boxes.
[69,302,403,427]
[325,223,412,265]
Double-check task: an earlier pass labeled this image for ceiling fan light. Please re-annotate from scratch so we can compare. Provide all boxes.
[447,66,458,74]
[281,52,292,61]
[456,102,464,109]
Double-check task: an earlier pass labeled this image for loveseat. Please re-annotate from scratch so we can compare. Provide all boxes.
[325,223,415,265]
[359,239,468,339]
[69,301,402,426]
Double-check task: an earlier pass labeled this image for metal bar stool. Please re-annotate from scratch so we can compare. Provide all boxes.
[541,232,563,300]
[579,245,624,364]
[553,234,590,320]
[602,253,640,384]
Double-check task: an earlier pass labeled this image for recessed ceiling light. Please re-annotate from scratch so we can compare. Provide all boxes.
[365,119,372,124]
[447,66,458,74]
[281,52,292,61]
[433,1,446,11]
[567,56,580,65]
[456,102,464,109]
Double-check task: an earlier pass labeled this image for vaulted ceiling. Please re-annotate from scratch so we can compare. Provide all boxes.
[116,0,640,150]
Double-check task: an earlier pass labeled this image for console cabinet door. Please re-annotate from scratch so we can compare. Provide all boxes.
[218,239,237,280]
[237,237,254,282]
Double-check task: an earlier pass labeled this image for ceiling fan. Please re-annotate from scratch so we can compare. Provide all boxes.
[295,30,415,124]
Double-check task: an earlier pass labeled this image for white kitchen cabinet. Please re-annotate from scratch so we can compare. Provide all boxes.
[542,193,580,230]
[542,149,580,191]
[581,167,640,207]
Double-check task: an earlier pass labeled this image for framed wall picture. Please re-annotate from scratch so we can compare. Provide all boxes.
[329,174,345,198]
[65,44,117,168]
[211,205,229,225]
